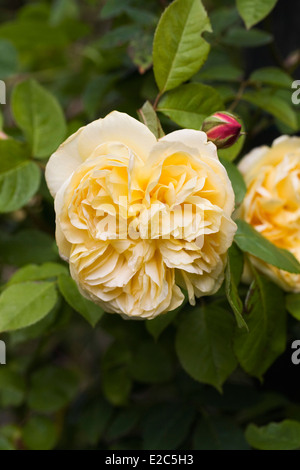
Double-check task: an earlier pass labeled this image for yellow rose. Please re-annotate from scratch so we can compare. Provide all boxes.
[46,111,236,319]
[239,136,300,292]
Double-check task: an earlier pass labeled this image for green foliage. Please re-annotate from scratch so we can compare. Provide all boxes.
[245,420,300,450]
[12,79,67,159]
[158,83,224,129]
[176,304,237,391]
[234,273,286,379]
[153,0,211,92]
[0,0,298,452]
[236,0,279,29]
[58,273,104,327]
[235,220,300,274]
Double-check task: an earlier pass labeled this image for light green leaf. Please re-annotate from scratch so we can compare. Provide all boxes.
[222,27,273,47]
[8,262,68,285]
[0,161,40,213]
[58,273,104,327]
[236,0,278,29]
[242,90,297,130]
[220,158,246,207]
[176,304,237,391]
[0,139,29,174]
[235,220,300,274]
[28,366,79,413]
[0,281,58,332]
[137,101,164,139]
[245,420,300,450]
[158,83,223,129]
[194,416,250,450]
[153,0,211,92]
[0,40,18,78]
[12,79,66,158]
[234,273,286,379]
[250,67,292,88]
[23,416,58,451]
[286,293,300,320]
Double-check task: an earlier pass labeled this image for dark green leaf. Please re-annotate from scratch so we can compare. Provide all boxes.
[58,273,104,327]
[235,220,300,274]
[28,366,79,413]
[193,416,250,450]
[222,27,273,47]
[158,83,223,129]
[176,304,237,391]
[142,404,195,450]
[23,416,58,450]
[234,273,286,379]
[220,158,246,207]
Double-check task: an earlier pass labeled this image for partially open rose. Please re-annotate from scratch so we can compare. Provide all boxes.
[46,111,236,319]
[239,136,300,292]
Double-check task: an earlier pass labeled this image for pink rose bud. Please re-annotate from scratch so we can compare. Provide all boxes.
[201,112,242,149]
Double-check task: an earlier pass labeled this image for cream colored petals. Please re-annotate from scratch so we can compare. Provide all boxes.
[239,136,300,292]
[46,111,236,319]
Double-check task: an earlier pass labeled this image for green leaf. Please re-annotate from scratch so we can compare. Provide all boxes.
[153,0,211,93]
[250,67,292,88]
[225,244,248,329]
[235,220,300,274]
[58,273,104,327]
[222,27,273,47]
[142,403,195,450]
[106,408,141,441]
[137,101,164,139]
[0,281,58,332]
[158,83,223,129]
[128,341,174,384]
[0,40,18,78]
[176,304,237,391]
[242,90,297,129]
[195,64,243,83]
[245,420,300,450]
[220,158,246,207]
[146,296,188,341]
[8,262,68,285]
[236,0,278,29]
[0,139,29,174]
[286,293,300,320]
[23,416,58,451]
[0,161,40,213]
[0,369,26,407]
[102,367,132,407]
[28,366,79,413]
[79,399,113,445]
[0,229,58,267]
[193,416,250,450]
[12,79,66,158]
[234,273,286,379]
[101,342,132,406]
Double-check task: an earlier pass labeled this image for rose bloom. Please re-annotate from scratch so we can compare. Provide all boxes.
[46,111,236,319]
[239,136,300,292]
